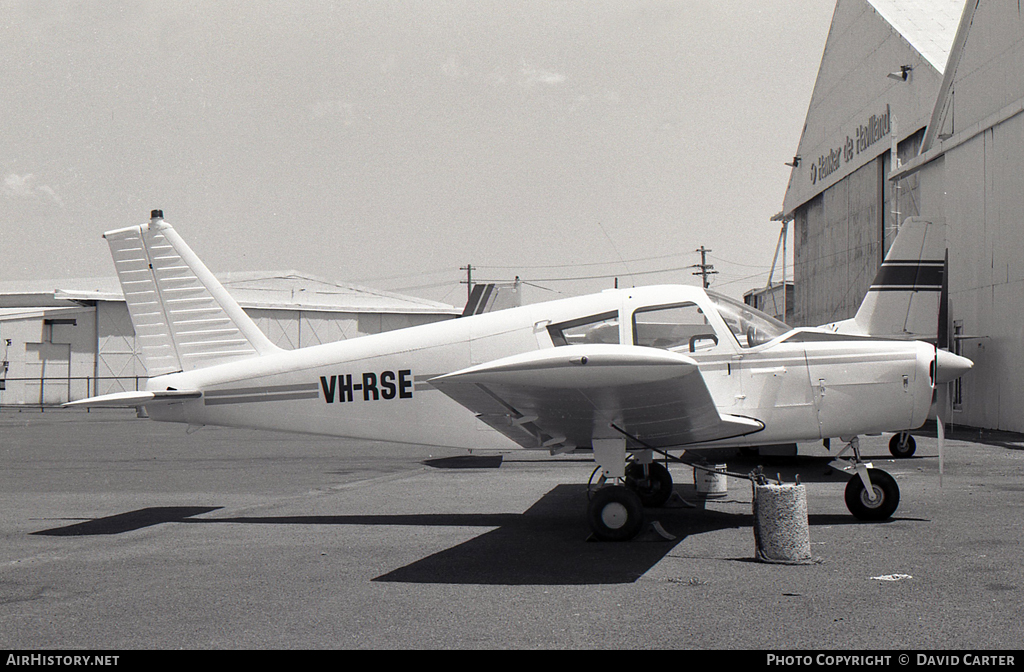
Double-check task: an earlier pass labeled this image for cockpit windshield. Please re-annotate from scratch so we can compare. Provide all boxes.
[705,290,792,348]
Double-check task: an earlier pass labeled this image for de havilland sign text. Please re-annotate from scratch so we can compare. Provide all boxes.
[810,104,892,185]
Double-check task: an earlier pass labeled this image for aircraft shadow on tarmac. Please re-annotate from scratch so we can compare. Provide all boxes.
[31,507,224,537]
[29,462,923,586]
[366,484,907,585]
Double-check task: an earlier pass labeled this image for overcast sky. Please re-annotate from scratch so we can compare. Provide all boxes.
[1,1,835,306]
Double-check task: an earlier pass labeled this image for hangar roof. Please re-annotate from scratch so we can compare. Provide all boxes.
[868,0,965,72]
[0,271,460,315]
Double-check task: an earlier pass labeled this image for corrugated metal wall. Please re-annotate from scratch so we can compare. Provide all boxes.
[930,111,1024,432]
[793,158,884,327]
[792,131,925,329]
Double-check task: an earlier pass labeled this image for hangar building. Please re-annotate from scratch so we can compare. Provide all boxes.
[0,273,459,407]
[782,0,1024,432]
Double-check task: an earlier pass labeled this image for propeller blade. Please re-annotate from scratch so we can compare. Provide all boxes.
[934,251,950,489]
[937,250,949,350]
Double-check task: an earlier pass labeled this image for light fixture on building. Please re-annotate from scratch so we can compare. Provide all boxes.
[784,155,801,167]
[887,65,913,81]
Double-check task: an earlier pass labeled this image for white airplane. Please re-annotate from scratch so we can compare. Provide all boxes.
[67,212,973,541]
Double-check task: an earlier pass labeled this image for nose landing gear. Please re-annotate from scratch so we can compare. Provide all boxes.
[832,436,901,520]
[844,468,900,520]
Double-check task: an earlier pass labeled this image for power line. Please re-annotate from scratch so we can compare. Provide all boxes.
[472,250,688,271]
[706,253,772,270]
[389,280,459,292]
[472,262,701,284]
[712,269,773,288]
[351,267,454,283]
[383,249,774,296]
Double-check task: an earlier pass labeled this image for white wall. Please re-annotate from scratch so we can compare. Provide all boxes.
[0,308,96,405]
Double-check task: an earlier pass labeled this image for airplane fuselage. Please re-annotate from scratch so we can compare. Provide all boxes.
[67,217,974,532]
[145,285,935,452]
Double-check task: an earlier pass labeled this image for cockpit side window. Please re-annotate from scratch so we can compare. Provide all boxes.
[705,290,791,348]
[632,302,720,352]
[547,311,619,346]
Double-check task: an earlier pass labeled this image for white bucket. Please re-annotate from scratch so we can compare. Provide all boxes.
[694,464,728,498]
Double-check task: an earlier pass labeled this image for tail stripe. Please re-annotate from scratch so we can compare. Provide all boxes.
[868,260,944,292]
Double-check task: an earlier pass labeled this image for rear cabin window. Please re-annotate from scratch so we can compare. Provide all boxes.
[547,311,620,346]
[632,302,719,352]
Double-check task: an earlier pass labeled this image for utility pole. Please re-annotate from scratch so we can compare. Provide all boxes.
[691,246,718,289]
[460,264,473,302]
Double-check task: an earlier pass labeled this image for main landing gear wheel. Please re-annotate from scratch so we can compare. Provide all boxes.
[889,432,917,458]
[587,485,644,542]
[624,461,673,507]
[845,469,900,520]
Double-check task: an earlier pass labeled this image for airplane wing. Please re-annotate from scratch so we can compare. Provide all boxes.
[63,390,202,409]
[429,344,763,451]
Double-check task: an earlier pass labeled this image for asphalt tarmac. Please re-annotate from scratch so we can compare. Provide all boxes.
[1,409,1022,650]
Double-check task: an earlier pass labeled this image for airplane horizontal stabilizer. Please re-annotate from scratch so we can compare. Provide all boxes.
[63,390,202,409]
[430,345,763,450]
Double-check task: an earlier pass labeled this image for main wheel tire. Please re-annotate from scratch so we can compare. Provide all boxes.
[845,469,900,520]
[889,432,917,458]
[624,461,674,507]
[587,486,644,541]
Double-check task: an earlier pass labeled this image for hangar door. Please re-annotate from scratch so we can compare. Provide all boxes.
[96,301,146,395]
[23,341,71,405]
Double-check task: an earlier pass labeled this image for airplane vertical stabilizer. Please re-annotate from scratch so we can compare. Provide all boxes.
[104,212,280,376]
[825,217,946,340]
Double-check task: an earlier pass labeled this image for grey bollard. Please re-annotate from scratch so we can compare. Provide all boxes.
[752,482,815,564]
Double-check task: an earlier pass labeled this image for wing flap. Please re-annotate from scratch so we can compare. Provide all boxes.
[430,345,763,449]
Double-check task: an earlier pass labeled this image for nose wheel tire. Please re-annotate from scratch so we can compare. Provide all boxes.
[587,485,644,541]
[624,461,673,507]
[845,468,900,520]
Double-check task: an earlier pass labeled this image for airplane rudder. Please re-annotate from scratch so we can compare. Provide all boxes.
[104,219,184,376]
[103,212,279,375]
